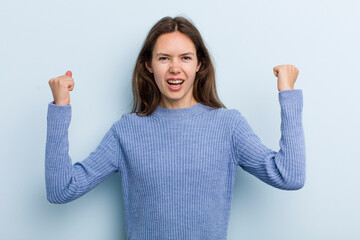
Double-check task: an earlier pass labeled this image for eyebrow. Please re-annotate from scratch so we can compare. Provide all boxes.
[155,52,195,57]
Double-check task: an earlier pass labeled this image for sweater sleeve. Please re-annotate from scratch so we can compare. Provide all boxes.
[45,102,122,204]
[231,89,306,190]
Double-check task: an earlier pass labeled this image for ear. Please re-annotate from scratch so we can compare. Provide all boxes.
[196,61,202,72]
[145,62,153,73]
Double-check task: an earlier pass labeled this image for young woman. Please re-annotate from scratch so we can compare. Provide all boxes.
[46,16,305,239]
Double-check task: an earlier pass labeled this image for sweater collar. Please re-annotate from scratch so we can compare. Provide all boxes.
[152,102,212,118]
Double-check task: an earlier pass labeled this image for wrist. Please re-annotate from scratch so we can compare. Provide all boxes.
[54,99,70,105]
[278,86,294,92]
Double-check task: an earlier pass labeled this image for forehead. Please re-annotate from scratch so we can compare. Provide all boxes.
[153,31,196,54]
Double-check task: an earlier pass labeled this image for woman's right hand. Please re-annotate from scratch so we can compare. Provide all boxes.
[48,71,75,105]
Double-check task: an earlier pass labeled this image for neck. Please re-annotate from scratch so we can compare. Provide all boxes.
[159,97,198,109]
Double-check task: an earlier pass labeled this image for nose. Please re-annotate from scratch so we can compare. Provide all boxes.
[169,59,181,74]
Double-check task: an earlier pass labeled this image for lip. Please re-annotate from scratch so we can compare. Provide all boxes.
[166,78,185,81]
[166,78,185,91]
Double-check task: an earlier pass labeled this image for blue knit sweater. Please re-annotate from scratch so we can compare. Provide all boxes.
[45,89,305,240]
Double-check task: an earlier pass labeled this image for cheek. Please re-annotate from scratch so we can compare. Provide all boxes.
[153,73,164,87]
[185,66,198,81]
[152,65,166,80]
[152,67,167,88]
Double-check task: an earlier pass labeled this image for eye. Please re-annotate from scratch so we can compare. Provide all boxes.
[183,56,191,61]
[159,57,168,61]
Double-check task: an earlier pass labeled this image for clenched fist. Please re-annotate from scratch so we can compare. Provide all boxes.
[48,71,75,105]
[273,65,299,91]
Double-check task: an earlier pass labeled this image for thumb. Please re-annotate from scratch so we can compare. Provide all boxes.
[273,66,279,78]
[65,70,72,77]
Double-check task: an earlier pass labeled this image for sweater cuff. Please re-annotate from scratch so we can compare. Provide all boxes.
[47,101,72,123]
[278,89,303,105]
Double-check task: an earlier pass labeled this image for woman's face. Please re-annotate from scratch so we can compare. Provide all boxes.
[145,31,201,109]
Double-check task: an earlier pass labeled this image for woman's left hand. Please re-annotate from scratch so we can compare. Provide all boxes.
[273,64,299,91]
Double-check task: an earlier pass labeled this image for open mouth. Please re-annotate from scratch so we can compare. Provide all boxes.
[166,79,185,86]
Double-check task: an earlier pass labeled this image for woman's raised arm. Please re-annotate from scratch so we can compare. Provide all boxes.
[231,65,305,190]
[45,71,122,203]
[231,89,305,190]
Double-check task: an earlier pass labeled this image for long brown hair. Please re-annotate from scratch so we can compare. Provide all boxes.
[131,16,226,116]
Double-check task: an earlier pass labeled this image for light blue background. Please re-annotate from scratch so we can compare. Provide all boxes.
[1,0,359,239]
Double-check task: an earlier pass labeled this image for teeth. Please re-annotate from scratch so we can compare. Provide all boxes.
[167,80,184,84]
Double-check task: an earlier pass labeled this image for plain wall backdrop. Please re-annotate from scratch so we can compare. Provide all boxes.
[1,0,359,239]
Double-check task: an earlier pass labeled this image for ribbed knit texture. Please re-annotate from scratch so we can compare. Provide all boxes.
[45,89,305,240]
